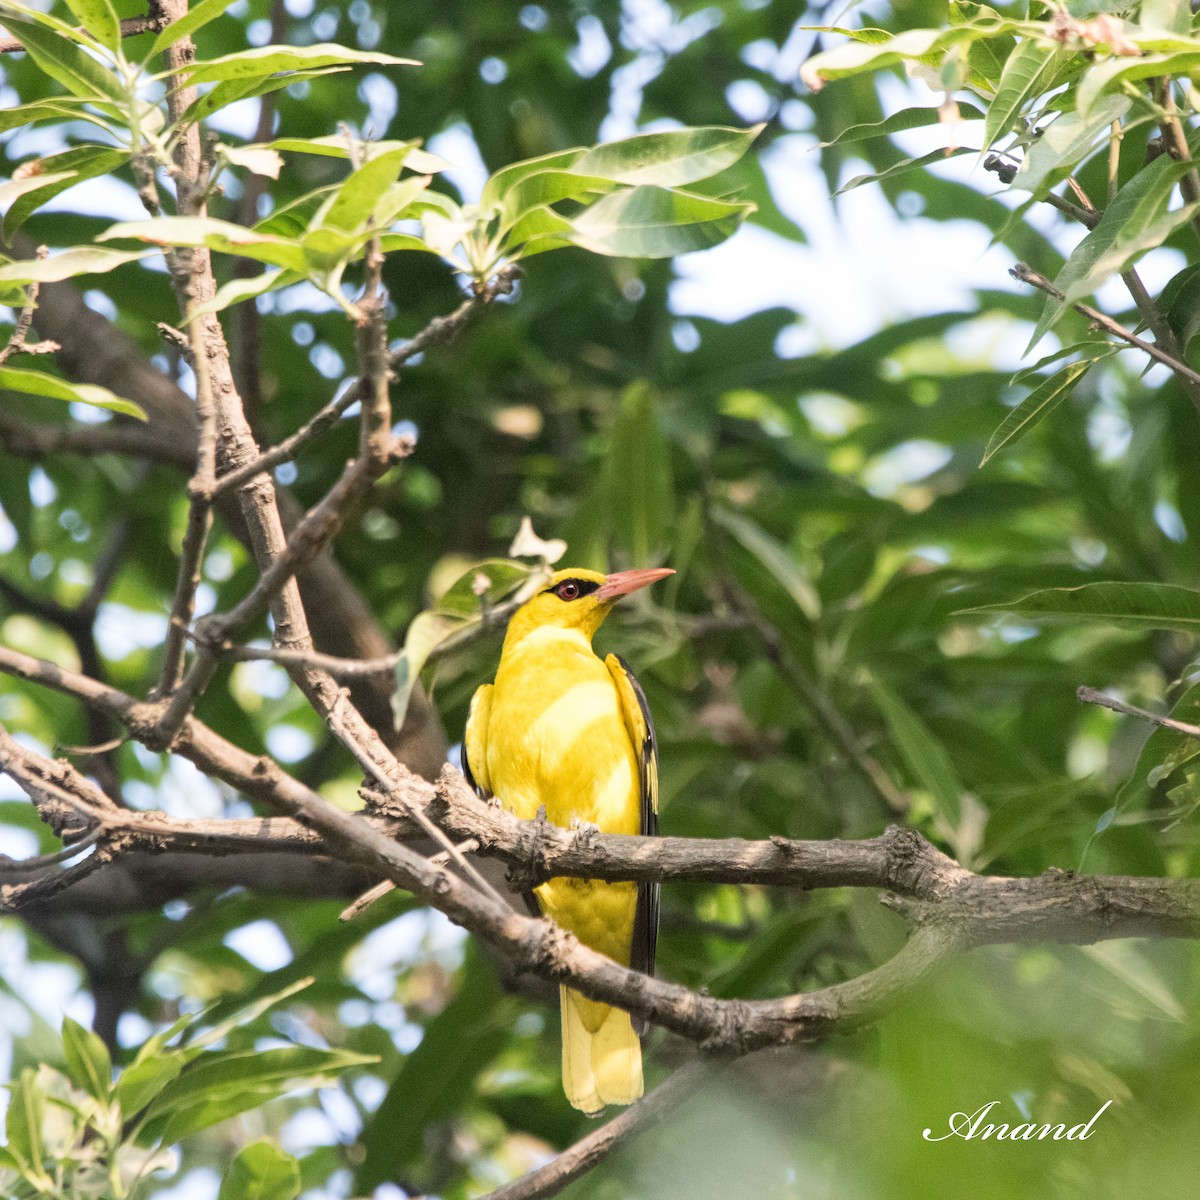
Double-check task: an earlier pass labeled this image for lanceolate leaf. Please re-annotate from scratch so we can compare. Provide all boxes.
[264,135,445,173]
[984,37,1062,151]
[870,677,963,826]
[567,185,753,258]
[151,0,237,54]
[572,124,763,188]
[0,365,147,420]
[959,582,1200,632]
[184,44,419,84]
[139,1047,378,1144]
[1029,156,1196,346]
[319,146,409,232]
[1014,94,1131,195]
[178,67,352,125]
[819,103,985,147]
[980,356,1104,465]
[61,0,120,52]
[191,268,304,318]
[3,145,127,236]
[0,245,152,284]
[99,216,309,272]
[0,15,126,104]
[61,1016,113,1102]
[833,147,974,196]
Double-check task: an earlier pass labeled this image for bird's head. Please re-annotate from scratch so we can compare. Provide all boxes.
[504,566,674,646]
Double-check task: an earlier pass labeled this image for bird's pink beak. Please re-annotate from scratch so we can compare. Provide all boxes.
[595,567,675,602]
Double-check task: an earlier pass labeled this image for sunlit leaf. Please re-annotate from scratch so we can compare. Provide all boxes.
[960,582,1200,632]
[62,0,120,52]
[151,0,237,54]
[566,185,753,258]
[0,365,147,420]
[185,44,419,84]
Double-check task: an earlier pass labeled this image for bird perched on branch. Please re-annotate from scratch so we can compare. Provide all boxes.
[463,565,672,1114]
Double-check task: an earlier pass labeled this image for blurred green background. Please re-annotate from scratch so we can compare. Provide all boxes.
[5,0,1200,1196]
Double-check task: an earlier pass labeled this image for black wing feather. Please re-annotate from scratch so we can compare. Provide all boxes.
[612,653,660,1024]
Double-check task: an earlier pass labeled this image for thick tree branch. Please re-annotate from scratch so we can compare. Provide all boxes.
[4,643,1200,1062]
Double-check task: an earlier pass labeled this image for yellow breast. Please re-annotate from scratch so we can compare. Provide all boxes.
[485,626,640,835]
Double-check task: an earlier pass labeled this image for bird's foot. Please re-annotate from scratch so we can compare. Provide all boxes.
[569,818,601,848]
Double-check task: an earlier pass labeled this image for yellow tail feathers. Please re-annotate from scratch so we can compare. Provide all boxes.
[559,985,644,1115]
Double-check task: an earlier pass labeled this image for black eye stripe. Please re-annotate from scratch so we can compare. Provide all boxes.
[544,578,601,601]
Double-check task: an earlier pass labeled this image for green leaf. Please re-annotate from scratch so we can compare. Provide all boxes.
[0,365,147,420]
[3,145,127,237]
[870,678,963,826]
[178,67,352,125]
[833,147,974,197]
[434,559,535,616]
[1163,262,1200,351]
[219,144,284,179]
[114,1054,183,1117]
[140,1047,377,1144]
[497,169,617,229]
[1014,94,1131,195]
[501,203,574,257]
[151,0,237,54]
[481,147,587,210]
[0,98,93,134]
[572,124,763,188]
[192,268,304,318]
[183,977,317,1057]
[185,43,419,84]
[392,560,541,729]
[1076,50,1200,117]
[1029,154,1199,346]
[819,103,985,148]
[61,1016,113,1102]
[984,38,1063,151]
[319,146,409,232]
[5,1069,45,1179]
[0,14,127,104]
[218,1140,301,1200]
[0,245,152,284]
[0,170,77,211]
[265,135,445,173]
[711,506,820,621]
[566,185,753,258]
[959,582,1200,632]
[62,0,120,53]
[800,25,997,91]
[979,357,1101,465]
[606,381,674,564]
[99,216,309,272]
[1081,942,1186,1021]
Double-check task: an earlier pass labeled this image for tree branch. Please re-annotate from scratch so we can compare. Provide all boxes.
[0,10,170,55]
[1011,262,1200,388]
[478,1054,729,1200]
[5,642,1200,1062]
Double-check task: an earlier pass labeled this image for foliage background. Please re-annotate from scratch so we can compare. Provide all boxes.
[4,0,1200,1197]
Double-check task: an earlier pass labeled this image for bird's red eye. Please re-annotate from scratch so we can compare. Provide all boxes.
[556,581,581,600]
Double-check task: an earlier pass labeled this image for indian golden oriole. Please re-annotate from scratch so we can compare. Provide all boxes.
[463,565,672,1114]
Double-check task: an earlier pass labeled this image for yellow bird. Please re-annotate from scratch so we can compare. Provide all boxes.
[463,565,672,1114]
